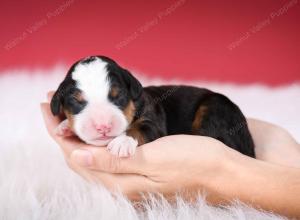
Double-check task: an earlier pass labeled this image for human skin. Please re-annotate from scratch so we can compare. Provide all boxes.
[41,92,300,218]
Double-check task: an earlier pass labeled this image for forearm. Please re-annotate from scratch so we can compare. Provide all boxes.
[247,118,300,167]
[202,149,300,218]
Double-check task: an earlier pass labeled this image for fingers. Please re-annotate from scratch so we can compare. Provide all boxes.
[70,146,147,175]
[40,102,84,156]
[66,156,158,201]
[93,171,157,199]
[40,90,59,137]
[111,173,158,200]
[40,102,61,138]
[47,91,55,102]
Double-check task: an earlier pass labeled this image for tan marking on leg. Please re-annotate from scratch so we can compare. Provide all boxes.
[126,118,145,145]
[192,105,208,132]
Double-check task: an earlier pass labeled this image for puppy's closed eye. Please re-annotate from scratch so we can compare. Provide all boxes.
[72,91,85,102]
[109,86,119,98]
[65,91,87,114]
[108,86,128,110]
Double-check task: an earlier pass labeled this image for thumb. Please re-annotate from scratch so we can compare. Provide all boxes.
[70,146,147,174]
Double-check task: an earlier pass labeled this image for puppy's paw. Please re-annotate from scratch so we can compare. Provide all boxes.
[107,134,138,157]
[55,119,74,137]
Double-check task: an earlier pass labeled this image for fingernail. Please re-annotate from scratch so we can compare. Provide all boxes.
[71,149,93,167]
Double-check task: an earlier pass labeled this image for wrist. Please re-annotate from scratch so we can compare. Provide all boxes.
[196,146,248,204]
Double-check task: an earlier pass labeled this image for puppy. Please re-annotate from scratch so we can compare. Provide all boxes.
[51,56,255,158]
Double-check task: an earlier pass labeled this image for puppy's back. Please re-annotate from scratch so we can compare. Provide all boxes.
[144,85,255,157]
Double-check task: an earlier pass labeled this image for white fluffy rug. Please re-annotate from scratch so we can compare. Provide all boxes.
[1,67,299,220]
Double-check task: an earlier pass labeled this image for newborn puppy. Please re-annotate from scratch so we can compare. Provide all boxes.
[51,56,255,158]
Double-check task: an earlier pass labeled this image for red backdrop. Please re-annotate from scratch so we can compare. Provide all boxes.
[0,0,299,85]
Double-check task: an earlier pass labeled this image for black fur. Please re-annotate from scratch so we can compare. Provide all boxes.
[104,56,143,101]
[51,62,87,115]
[140,86,255,157]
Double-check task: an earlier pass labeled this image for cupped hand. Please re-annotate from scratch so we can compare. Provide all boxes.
[41,92,230,200]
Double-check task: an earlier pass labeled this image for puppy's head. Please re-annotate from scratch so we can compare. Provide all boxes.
[51,56,142,146]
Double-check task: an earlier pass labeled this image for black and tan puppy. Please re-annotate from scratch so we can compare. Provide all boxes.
[51,56,255,158]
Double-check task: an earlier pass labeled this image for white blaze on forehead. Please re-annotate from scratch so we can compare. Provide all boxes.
[72,58,110,102]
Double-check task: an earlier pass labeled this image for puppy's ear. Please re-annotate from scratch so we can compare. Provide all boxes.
[50,84,64,116]
[122,69,143,100]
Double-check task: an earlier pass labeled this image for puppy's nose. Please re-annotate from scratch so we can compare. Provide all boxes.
[95,124,112,134]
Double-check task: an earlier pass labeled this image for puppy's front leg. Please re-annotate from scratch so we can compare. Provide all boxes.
[107,134,138,157]
[107,119,166,157]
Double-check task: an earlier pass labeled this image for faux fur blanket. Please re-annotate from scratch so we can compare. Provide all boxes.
[1,67,299,220]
